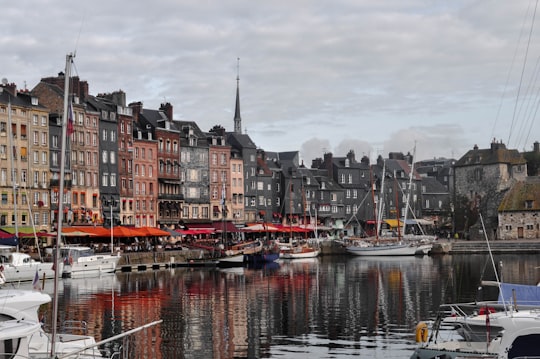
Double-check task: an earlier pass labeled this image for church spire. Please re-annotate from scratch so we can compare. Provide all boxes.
[233,57,242,134]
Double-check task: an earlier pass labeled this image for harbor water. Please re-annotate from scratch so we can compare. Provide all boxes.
[19,253,540,358]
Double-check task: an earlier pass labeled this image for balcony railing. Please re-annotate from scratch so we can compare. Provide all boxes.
[49,179,72,187]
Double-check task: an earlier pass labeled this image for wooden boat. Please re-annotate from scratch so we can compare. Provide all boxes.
[217,253,245,267]
[279,244,320,259]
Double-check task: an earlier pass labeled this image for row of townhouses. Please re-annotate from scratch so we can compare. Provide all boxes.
[0,72,539,240]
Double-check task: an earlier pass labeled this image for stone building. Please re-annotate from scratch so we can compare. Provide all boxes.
[498,177,540,239]
[453,140,527,240]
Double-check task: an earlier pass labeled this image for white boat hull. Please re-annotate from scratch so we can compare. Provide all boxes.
[217,254,245,267]
[347,242,431,256]
[2,261,62,283]
[279,246,320,259]
[63,254,120,278]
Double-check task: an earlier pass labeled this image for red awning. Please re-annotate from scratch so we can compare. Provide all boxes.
[212,221,239,233]
[186,223,214,231]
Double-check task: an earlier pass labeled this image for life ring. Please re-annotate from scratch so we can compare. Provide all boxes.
[415,321,428,343]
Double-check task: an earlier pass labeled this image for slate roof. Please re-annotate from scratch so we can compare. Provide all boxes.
[138,108,179,131]
[0,91,47,110]
[499,178,540,211]
[455,142,526,167]
[227,132,256,150]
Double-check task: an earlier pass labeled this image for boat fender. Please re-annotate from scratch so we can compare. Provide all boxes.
[415,321,428,343]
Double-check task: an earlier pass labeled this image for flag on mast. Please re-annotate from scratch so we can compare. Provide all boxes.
[67,101,74,136]
[32,269,40,290]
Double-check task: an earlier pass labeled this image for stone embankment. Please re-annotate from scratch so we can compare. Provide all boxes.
[431,239,540,254]
[116,239,540,272]
[118,248,213,271]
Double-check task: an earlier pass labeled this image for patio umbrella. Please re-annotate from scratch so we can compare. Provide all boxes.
[242,223,279,232]
[111,226,146,238]
[136,227,171,237]
[61,230,97,237]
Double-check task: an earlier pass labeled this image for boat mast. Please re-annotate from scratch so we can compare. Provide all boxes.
[376,160,386,240]
[302,176,307,240]
[394,171,402,240]
[369,165,379,242]
[51,52,74,357]
[7,99,19,251]
[289,180,293,245]
[402,142,415,237]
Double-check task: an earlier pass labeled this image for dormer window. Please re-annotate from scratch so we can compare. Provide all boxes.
[525,200,534,209]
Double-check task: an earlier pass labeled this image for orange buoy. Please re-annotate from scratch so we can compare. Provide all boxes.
[415,321,428,343]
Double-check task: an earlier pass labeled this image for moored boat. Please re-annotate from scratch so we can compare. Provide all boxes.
[0,245,62,283]
[217,253,245,267]
[346,239,431,256]
[60,245,120,278]
[279,244,320,259]
[410,301,540,359]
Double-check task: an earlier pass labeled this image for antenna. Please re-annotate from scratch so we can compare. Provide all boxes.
[237,57,240,81]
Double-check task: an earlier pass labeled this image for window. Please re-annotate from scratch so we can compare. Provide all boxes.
[102,150,108,164]
[110,151,116,164]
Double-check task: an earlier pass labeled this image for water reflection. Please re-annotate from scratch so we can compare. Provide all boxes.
[35,253,540,358]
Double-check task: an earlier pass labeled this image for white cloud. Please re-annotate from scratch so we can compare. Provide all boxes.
[2,0,540,163]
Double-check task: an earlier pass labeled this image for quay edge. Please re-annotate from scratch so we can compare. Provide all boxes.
[431,239,540,254]
[115,240,540,272]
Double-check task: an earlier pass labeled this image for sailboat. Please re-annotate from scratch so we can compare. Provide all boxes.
[410,214,540,359]
[279,180,319,260]
[41,53,161,358]
[347,160,431,256]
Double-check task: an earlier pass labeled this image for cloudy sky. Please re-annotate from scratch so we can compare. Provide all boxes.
[2,1,540,164]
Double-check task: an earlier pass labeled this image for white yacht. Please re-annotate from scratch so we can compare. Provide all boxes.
[60,245,120,278]
[0,245,62,283]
